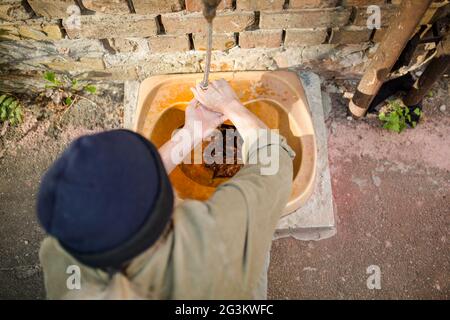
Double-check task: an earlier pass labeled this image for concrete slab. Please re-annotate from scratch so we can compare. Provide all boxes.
[124,80,139,129]
[274,71,336,241]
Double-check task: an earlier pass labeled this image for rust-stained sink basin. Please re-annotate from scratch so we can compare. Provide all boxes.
[133,71,317,216]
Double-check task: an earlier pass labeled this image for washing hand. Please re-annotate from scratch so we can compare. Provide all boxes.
[184,98,226,139]
[191,79,241,116]
[191,78,267,133]
[159,98,225,174]
[191,79,268,163]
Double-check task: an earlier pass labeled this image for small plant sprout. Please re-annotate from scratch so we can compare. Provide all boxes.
[84,85,97,94]
[43,71,97,108]
[0,94,23,127]
[378,99,422,133]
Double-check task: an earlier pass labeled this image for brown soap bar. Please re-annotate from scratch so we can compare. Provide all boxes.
[204,124,243,178]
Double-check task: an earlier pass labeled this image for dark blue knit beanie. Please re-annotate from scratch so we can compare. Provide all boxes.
[37,130,173,270]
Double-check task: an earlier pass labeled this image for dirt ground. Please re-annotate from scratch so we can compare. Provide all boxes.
[0,85,124,299]
[269,77,450,299]
[0,77,448,300]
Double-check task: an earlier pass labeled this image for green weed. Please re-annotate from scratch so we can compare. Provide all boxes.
[378,99,421,133]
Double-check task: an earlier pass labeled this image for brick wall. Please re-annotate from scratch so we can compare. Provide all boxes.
[0,0,443,93]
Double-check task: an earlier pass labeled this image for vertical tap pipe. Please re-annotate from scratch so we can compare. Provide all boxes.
[200,0,221,89]
[349,0,433,118]
[201,21,213,89]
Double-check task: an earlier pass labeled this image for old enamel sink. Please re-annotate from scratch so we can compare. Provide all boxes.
[133,71,317,216]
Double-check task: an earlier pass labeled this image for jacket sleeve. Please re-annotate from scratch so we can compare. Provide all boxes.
[170,130,295,298]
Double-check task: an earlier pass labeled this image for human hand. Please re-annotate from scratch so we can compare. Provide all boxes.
[190,79,241,115]
[184,98,226,139]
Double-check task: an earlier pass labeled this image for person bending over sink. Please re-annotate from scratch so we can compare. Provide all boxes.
[37,79,295,299]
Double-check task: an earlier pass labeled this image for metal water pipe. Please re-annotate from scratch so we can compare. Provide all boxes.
[200,0,222,89]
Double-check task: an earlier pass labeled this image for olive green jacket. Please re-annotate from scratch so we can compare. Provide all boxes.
[39,132,294,299]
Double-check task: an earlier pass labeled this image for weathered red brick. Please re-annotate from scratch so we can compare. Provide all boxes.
[148,34,190,53]
[162,11,255,34]
[289,0,339,9]
[0,18,63,40]
[330,26,372,44]
[27,0,76,18]
[341,0,386,6]
[236,0,284,11]
[82,0,130,14]
[193,32,236,50]
[284,28,327,46]
[106,38,141,53]
[185,0,233,12]
[0,1,33,21]
[133,0,182,14]
[63,14,157,39]
[260,8,351,29]
[353,5,399,27]
[239,29,282,48]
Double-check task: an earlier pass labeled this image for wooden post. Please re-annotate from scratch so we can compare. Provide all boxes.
[349,0,433,118]
[403,35,450,107]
